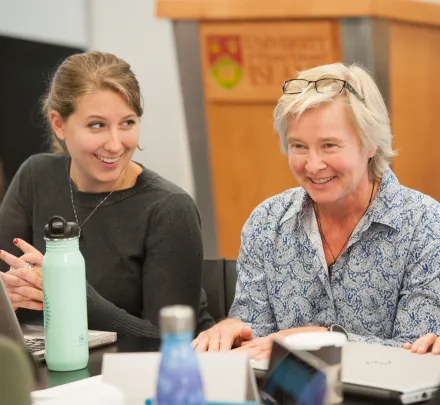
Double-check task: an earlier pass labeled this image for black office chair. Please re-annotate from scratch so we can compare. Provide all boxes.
[202,259,227,322]
[224,259,237,316]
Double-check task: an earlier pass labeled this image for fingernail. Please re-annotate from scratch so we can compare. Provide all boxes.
[13,239,18,245]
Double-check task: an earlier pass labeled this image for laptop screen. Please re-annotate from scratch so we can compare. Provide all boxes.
[260,340,327,405]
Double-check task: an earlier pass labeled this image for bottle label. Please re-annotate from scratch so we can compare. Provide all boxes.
[78,334,87,346]
[43,290,51,334]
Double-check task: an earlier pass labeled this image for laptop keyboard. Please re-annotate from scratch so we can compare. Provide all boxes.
[25,337,45,353]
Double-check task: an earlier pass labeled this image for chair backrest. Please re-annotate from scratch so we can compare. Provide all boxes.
[224,259,237,316]
[202,258,238,322]
[202,259,226,322]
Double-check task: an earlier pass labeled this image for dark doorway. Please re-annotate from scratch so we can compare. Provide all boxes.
[0,35,83,200]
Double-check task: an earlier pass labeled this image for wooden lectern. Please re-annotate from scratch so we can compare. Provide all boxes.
[157,0,440,258]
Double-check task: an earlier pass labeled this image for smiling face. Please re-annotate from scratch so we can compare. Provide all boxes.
[50,89,140,192]
[287,100,375,207]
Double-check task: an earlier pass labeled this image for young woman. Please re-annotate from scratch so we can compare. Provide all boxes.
[0,51,214,336]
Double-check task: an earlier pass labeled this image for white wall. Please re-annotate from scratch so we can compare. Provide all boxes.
[88,0,195,196]
[0,0,88,48]
[0,0,194,196]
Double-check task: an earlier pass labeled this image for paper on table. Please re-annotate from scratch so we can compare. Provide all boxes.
[31,375,125,405]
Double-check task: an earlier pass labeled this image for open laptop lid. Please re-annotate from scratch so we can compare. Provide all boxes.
[343,342,440,400]
[0,276,26,345]
[0,276,40,380]
[253,341,440,403]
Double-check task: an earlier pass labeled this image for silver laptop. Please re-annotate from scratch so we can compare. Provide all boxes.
[343,342,440,403]
[253,341,440,404]
[0,277,117,362]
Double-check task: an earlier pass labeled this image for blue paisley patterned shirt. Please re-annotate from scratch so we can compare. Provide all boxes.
[229,168,440,346]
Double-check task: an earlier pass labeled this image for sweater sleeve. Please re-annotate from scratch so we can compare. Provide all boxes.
[0,158,33,271]
[86,283,160,337]
[142,194,204,325]
[86,285,214,338]
[86,193,206,336]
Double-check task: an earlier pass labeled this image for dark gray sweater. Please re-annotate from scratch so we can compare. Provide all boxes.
[0,154,214,336]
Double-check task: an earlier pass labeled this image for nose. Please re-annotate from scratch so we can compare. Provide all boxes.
[104,128,123,154]
[305,151,326,174]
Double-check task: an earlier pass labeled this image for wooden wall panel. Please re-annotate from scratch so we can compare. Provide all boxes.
[390,21,440,201]
[205,104,296,258]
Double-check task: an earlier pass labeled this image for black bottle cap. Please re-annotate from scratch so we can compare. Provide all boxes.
[44,216,80,239]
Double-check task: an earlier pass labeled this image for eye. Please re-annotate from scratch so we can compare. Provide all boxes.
[122,119,136,127]
[290,143,305,150]
[323,143,336,149]
[87,121,104,129]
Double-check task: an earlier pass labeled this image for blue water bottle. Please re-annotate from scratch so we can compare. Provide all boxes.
[42,216,89,371]
[156,305,206,405]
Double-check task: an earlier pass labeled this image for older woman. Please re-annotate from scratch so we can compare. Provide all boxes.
[193,63,440,358]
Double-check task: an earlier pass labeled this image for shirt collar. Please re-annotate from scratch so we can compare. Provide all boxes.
[364,167,402,231]
[279,188,308,226]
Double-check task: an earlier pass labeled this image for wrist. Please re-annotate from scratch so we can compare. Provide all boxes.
[221,318,245,331]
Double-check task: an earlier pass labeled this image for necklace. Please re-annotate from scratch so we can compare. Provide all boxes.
[315,181,375,275]
[69,170,126,237]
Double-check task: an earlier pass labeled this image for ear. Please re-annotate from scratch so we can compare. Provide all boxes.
[367,146,378,160]
[49,110,66,141]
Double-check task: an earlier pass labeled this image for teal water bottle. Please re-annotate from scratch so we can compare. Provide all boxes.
[42,216,88,371]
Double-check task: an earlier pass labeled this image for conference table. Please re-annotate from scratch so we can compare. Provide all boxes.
[34,335,419,405]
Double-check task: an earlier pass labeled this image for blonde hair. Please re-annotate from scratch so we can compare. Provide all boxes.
[273,63,396,181]
[42,51,143,153]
